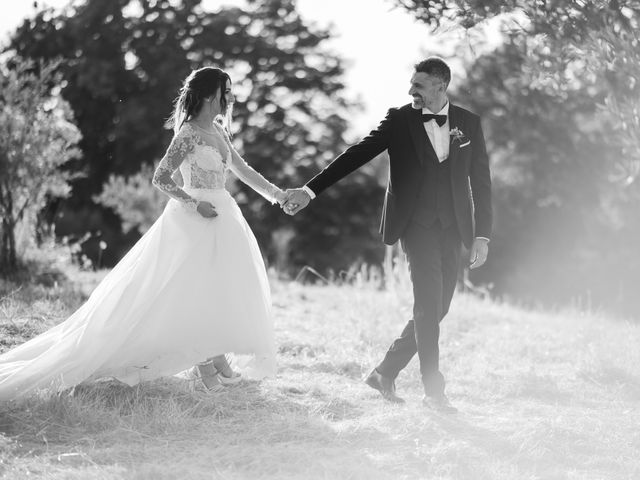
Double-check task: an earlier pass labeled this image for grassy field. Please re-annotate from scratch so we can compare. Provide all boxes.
[0,268,639,480]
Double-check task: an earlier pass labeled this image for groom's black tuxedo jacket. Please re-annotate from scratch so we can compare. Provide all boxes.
[306,103,492,248]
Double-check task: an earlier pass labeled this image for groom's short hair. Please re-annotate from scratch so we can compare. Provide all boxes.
[415,57,451,88]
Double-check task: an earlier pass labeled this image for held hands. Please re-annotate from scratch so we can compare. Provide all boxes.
[469,238,489,269]
[194,188,309,218]
[274,189,289,206]
[196,200,218,218]
[281,188,311,215]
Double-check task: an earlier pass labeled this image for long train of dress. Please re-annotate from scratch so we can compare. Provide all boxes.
[0,187,276,401]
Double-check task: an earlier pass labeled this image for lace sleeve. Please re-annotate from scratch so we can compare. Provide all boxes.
[152,127,198,210]
[216,124,283,204]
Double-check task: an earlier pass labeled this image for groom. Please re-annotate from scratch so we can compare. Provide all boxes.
[284,57,492,413]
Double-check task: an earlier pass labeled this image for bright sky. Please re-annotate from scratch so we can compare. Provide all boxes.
[0,0,487,136]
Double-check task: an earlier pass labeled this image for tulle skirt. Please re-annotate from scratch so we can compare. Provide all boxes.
[0,188,276,401]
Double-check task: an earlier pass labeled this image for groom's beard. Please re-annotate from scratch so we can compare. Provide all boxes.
[411,96,424,109]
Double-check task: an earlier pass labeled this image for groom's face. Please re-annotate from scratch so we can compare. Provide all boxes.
[409,72,445,110]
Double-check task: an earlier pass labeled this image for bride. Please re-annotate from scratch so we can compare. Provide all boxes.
[0,67,285,400]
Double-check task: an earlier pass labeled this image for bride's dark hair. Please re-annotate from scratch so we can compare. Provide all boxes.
[166,67,231,134]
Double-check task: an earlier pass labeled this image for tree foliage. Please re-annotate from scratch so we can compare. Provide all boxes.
[7,0,385,272]
[0,59,81,273]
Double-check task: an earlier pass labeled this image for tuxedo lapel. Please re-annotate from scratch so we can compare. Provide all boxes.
[447,105,460,166]
[406,107,439,165]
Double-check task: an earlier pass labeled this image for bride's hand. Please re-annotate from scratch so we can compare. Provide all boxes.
[274,189,288,206]
[196,201,218,218]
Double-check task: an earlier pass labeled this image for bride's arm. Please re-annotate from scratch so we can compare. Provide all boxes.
[219,127,285,205]
[152,128,199,211]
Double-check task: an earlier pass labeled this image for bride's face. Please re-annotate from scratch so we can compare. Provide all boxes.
[208,80,235,116]
[222,80,235,108]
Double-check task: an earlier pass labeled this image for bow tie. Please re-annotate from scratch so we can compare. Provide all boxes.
[422,114,447,127]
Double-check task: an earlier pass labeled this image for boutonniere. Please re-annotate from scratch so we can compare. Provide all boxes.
[450,127,470,147]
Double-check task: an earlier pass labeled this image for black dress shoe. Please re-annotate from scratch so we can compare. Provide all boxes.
[364,369,405,404]
[422,394,458,414]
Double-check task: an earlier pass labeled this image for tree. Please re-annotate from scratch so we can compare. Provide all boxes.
[7,0,386,272]
[0,59,81,274]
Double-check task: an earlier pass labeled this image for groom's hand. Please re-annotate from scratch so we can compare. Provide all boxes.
[282,188,311,215]
[469,238,489,269]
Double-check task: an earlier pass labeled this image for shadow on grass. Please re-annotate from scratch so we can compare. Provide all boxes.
[579,363,640,402]
[0,376,394,479]
[286,360,364,379]
[502,373,576,405]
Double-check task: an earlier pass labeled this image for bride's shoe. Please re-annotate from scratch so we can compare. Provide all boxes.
[217,370,242,385]
[194,362,224,393]
[211,355,242,385]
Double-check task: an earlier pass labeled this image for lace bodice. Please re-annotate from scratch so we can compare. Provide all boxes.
[181,124,230,190]
[154,123,229,193]
[153,121,282,211]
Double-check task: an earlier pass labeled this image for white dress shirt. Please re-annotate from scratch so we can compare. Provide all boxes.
[422,102,449,163]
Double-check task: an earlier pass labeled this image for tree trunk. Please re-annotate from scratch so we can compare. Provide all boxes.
[0,217,18,275]
[0,188,17,275]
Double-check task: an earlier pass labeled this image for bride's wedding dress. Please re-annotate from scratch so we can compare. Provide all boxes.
[0,122,277,401]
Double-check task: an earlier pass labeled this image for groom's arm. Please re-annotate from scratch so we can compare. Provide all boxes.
[283,109,394,215]
[468,115,492,269]
[282,108,395,215]
[469,116,492,240]
[305,108,395,197]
